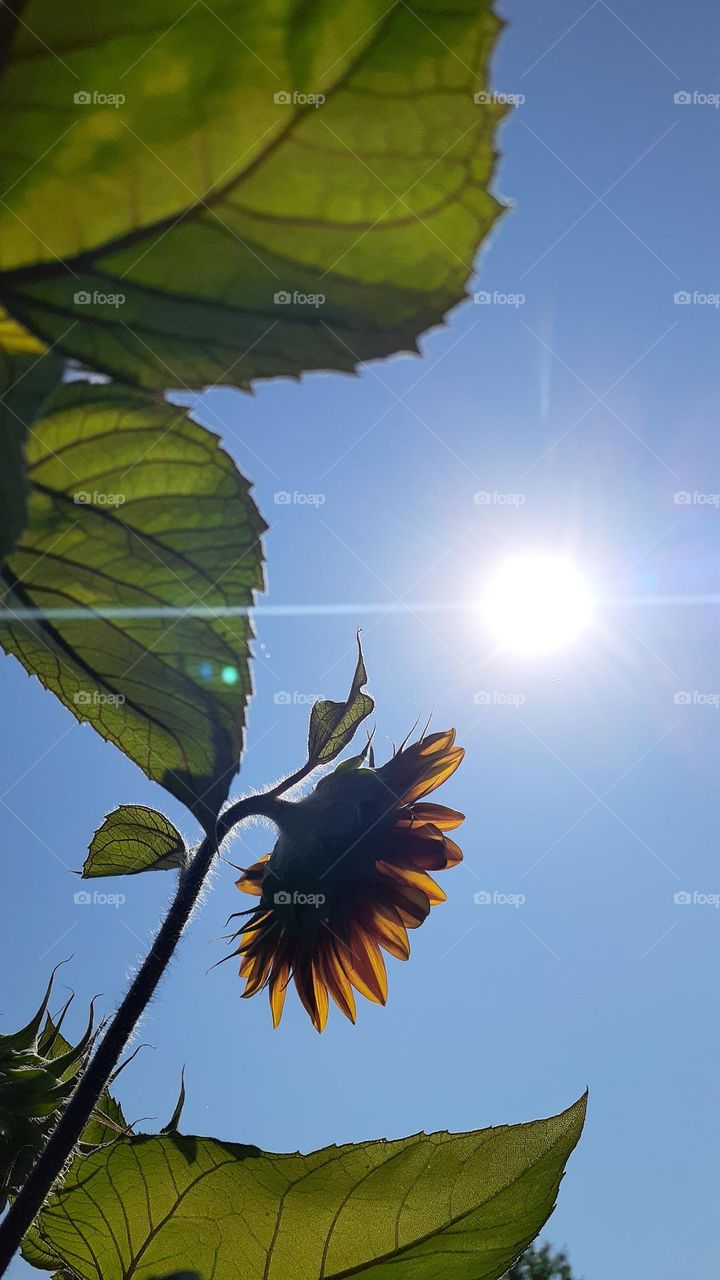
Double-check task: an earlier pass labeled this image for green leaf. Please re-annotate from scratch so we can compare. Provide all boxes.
[0,1,506,390]
[84,805,186,878]
[308,633,373,764]
[33,1096,586,1280]
[0,381,265,822]
[0,310,63,562]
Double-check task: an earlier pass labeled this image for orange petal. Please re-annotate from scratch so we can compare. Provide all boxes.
[418,729,457,755]
[236,854,270,896]
[294,959,329,1033]
[241,948,274,997]
[377,860,446,905]
[402,748,465,804]
[319,943,357,1023]
[269,961,290,1028]
[340,925,388,1005]
[386,825,450,871]
[398,803,464,831]
[442,836,463,867]
[382,878,431,928]
[364,903,410,961]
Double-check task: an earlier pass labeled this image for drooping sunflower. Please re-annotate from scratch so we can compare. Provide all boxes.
[232,729,464,1031]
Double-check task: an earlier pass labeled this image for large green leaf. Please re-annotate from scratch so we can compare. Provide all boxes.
[32,1097,586,1280]
[0,310,63,562]
[0,381,265,822]
[0,1,506,390]
[83,805,186,878]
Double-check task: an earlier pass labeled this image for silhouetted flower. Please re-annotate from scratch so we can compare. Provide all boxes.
[233,730,464,1031]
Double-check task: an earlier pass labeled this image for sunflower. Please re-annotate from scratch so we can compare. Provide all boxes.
[232,729,464,1031]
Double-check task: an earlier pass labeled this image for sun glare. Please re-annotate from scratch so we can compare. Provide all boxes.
[481,555,594,654]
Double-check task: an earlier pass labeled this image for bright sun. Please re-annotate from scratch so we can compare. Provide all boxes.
[481,554,594,654]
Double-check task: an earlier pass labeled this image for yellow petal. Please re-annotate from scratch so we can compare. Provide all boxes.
[269,962,290,1028]
[398,802,464,831]
[377,860,446,905]
[236,854,270,896]
[341,925,388,1005]
[320,944,357,1023]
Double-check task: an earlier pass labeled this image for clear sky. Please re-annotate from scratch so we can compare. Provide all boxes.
[3,2,719,1276]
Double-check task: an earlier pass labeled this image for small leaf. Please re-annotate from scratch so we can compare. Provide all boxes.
[34,1096,586,1280]
[160,1068,186,1135]
[84,806,186,879]
[0,381,266,823]
[307,633,373,765]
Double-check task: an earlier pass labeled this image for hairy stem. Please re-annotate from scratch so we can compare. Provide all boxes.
[0,768,311,1275]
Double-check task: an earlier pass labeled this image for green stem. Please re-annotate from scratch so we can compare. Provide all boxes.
[0,765,312,1276]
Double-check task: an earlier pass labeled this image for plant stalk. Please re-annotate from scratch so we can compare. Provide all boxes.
[0,769,310,1275]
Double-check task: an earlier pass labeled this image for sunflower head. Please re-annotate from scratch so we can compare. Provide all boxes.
[232,729,464,1031]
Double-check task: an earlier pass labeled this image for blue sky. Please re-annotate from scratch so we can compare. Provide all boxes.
[3,2,719,1276]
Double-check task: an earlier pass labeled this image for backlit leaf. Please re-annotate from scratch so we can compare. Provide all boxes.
[307,632,373,764]
[83,805,185,878]
[0,1,506,389]
[32,1096,586,1280]
[0,381,265,823]
[0,310,62,562]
